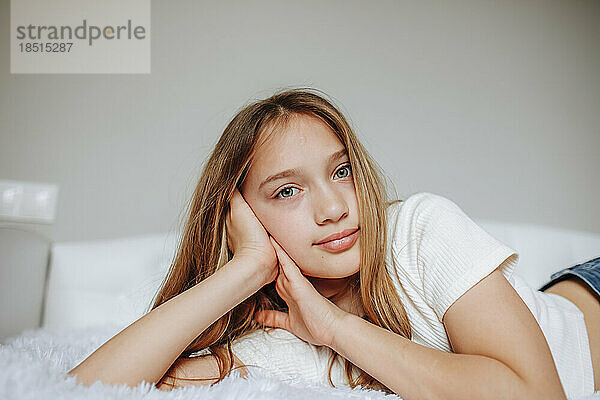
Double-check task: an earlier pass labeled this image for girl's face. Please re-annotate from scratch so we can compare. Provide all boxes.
[240,114,361,286]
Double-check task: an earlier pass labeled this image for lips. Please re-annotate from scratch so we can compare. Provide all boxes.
[314,228,360,252]
[314,228,359,245]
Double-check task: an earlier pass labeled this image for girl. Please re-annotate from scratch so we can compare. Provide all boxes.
[68,88,599,399]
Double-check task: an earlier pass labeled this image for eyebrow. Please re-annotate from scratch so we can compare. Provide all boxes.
[258,148,348,192]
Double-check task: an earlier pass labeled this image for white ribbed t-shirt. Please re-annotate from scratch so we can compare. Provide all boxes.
[384,192,594,397]
[190,191,595,397]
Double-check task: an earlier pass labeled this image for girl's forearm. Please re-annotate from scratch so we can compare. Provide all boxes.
[331,313,548,400]
[68,257,265,388]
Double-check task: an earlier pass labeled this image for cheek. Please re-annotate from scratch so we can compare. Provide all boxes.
[256,209,308,246]
[266,217,314,265]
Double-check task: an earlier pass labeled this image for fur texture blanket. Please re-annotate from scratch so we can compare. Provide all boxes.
[0,323,598,400]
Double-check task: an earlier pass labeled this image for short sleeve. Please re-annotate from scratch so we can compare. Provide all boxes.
[411,193,519,321]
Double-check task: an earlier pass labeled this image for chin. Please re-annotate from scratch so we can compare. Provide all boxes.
[305,269,359,280]
[299,255,360,279]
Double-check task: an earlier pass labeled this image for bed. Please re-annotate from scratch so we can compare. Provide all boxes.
[1,219,599,399]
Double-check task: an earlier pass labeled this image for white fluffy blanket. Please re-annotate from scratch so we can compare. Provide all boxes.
[0,323,598,400]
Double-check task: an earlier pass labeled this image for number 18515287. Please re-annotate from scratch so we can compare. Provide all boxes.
[19,42,73,52]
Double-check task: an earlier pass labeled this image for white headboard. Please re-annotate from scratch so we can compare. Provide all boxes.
[42,232,181,330]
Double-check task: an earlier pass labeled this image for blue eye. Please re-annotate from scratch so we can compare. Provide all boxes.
[276,186,298,199]
[335,165,352,179]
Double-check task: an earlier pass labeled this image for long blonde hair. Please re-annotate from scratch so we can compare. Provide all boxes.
[151,87,410,393]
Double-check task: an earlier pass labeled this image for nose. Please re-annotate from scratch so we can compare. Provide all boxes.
[313,184,349,225]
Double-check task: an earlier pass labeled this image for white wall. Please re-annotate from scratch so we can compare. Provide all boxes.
[1,0,599,242]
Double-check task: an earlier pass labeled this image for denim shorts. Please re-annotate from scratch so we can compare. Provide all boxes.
[538,255,600,300]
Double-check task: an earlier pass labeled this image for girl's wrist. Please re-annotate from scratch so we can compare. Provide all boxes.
[229,255,274,289]
[328,310,358,350]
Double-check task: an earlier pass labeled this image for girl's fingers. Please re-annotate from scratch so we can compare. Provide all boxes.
[269,237,303,280]
[275,273,289,299]
[256,310,289,330]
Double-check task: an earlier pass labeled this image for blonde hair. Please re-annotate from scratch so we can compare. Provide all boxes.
[151,87,410,393]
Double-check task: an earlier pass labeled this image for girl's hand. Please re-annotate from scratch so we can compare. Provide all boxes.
[226,188,278,286]
[255,236,348,348]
